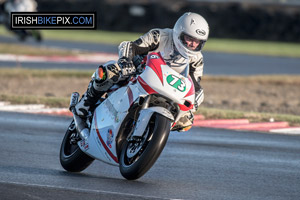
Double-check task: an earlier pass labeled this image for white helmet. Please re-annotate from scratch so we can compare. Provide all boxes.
[173,12,209,58]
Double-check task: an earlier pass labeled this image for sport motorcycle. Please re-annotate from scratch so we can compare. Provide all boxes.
[59,52,195,180]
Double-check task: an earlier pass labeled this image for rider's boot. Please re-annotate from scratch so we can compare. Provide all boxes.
[75,64,120,120]
[75,81,104,118]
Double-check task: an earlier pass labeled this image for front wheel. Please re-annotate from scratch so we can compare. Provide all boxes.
[119,114,171,180]
[60,120,94,172]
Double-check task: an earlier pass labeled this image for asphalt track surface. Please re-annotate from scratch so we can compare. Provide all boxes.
[1,36,300,75]
[0,111,299,200]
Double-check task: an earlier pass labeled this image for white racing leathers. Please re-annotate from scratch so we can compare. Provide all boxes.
[119,28,205,129]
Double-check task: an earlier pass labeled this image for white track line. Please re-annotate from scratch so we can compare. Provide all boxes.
[0,53,118,63]
[269,127,300,135]
[0,101,68,114]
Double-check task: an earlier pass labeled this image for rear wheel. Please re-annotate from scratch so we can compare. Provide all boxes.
[119,114,171,180]
[59,120,94,172]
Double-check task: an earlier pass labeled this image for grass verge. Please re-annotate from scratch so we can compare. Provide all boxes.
[205,38,300,58]
[0,68,93,78]
[42,29,142,45]
[0,43,87,56]
[1,25,300,58]
[0,94,69,108]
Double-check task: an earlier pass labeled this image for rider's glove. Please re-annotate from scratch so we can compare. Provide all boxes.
[194,88,204,111]
[118,57,136,78]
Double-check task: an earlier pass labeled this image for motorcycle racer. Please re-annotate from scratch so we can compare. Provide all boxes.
[2,0,42,41]
[75,12,209,131]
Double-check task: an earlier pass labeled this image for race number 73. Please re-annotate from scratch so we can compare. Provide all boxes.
[166,74,186,92]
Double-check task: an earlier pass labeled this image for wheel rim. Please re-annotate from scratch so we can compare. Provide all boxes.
[126,126,150,159]
[123,119,154,166]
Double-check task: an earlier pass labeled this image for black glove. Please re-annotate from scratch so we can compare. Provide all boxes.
[118,57,136,78]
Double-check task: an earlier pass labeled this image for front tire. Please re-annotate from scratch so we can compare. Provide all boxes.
[119,114,171,180]
[60,120,94,172]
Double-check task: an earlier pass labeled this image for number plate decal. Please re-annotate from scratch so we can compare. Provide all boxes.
[166,74,186,92]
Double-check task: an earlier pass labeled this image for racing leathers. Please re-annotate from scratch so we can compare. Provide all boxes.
[75,28,205,131]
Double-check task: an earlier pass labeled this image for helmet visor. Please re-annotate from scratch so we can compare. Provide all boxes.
[180,33,206,52]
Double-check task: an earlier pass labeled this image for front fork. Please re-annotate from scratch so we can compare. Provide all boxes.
[129,96,174,139]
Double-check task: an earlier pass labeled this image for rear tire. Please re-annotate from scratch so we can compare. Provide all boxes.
[60,120,94,172]
[119,114,170,180]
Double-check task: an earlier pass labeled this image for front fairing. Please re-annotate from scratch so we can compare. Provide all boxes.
[138,53,195,110]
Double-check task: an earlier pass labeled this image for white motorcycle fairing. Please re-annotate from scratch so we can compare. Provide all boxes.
[77,52,195,166]
[78,84,138,166]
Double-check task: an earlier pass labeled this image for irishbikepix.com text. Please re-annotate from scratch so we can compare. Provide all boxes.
[11,12,96,29]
